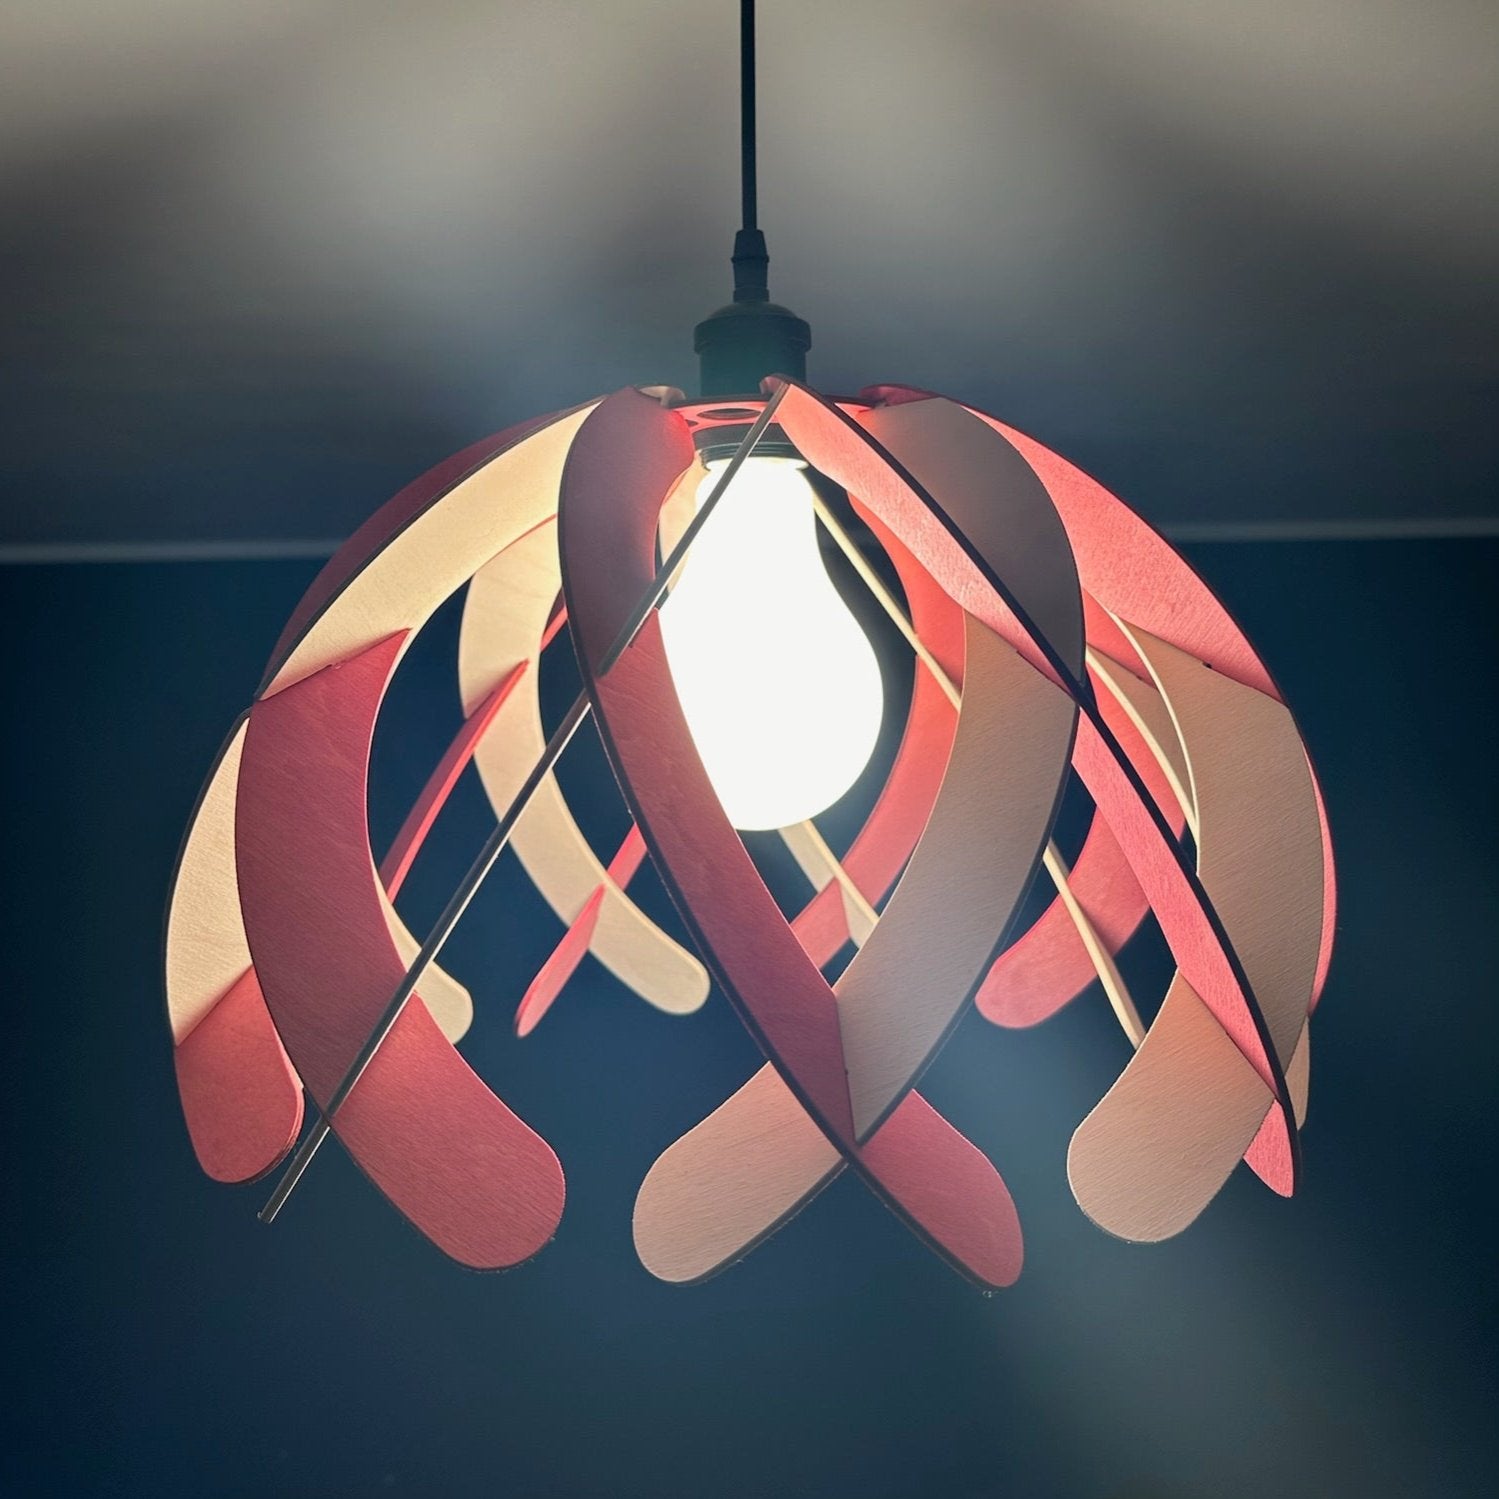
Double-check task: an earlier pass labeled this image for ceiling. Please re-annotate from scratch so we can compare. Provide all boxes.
[2,0,1495,552]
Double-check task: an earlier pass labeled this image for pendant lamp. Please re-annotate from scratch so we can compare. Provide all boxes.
[164,1,1334,1286]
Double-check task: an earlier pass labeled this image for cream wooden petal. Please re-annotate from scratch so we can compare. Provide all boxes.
[167,719,471,1045]
[779,820,878,946]
[1069,974,1271,1241]
[263,407,596,698]
[837,619,1076,1138]
[634,1065,843,1283]
[1068,624,1323,1238]
[458,516,709,1017]
[166,720,255,1042]
[1129,626,1322,1064]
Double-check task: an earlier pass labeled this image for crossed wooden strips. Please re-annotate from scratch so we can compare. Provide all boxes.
[164,380,1334,1282]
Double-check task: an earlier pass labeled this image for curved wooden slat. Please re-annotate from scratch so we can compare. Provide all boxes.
[165,718,303,1183]
[562,389,1029,1286]
[838,620,1074,1138]
[458,514,708,1017]
[262,408,585,691]
[166,719,255,1043]
[948,394,1337,1018]
[378,665,529,900]
[231,407,596,1263]
[836,398,1082,1138]
[1067,624,1324,1233]
[976,660,1186,1028]
[237,634,564,1267]
[513,827,650,1036]
[821,386,1303,1182]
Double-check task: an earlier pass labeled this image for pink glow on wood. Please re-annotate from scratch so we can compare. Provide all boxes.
[788,502,963,968]
[776,380,1299,1178]
[568,389,1066,1282]
[978,658,1187,1027]
[513,826,650,1037]
[515,887,605,1038]
[1310,766,1337,1011]
[865,384,1334,1041]
[236,632,564,1268]
[957,397,1335,996]
[174,967,304,1184]
[558,390,857,1144]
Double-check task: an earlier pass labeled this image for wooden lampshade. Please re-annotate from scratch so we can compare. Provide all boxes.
[163,377,1333,1285]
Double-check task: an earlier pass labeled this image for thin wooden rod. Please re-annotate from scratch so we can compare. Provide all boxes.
[809,495,1146,1047]
[1041,842,1145,1046]
[789,819,880,931]
[597,381,786,677]
[260,398,785,1222]
[810,493,960,711]
[258,697,591,1223]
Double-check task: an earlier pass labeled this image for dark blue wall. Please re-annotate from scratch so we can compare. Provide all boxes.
[3,535,1494,1497]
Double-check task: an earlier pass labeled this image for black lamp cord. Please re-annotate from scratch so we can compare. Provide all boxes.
[732,0,770,303]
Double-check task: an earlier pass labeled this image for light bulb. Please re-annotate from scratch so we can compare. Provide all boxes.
[659,456,886,831]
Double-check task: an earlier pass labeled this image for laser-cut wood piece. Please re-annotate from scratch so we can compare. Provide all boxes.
[264,413,577,679]
[780,820,877,945]
[1088,650,1198,839]
[976,650,1191,1031]
[227,407,603,1262]
[838,621,1074,1139]
[1067,623,1324,1233]
[563,388,1035,1285]
[459,514,709,1018]
[165,712,471,1183]
[635,1071,1022,1287]
[165,719,302,1183]
[237,633,564,1267]
[947,392,1336,1013]
[174,966,303,1185]
[817,397,1083,1140]
[513,827,650,1037]
[830,385,1304,1183]
[378,665,529,900]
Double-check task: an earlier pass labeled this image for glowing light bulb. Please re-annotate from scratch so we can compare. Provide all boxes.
[659,456,885,831]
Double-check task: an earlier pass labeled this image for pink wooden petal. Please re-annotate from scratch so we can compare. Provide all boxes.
[237,633,565,1268]
[512,827,650,1036]
[515,887,605,1038]
[165,718,304,1182]
[558,390,856,1142]
[786,384,1302,1180]
[635,1068,1022,1288]
[174,967,303,1184]
[562,390,1037,1285]
[953,394,1337,1033]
